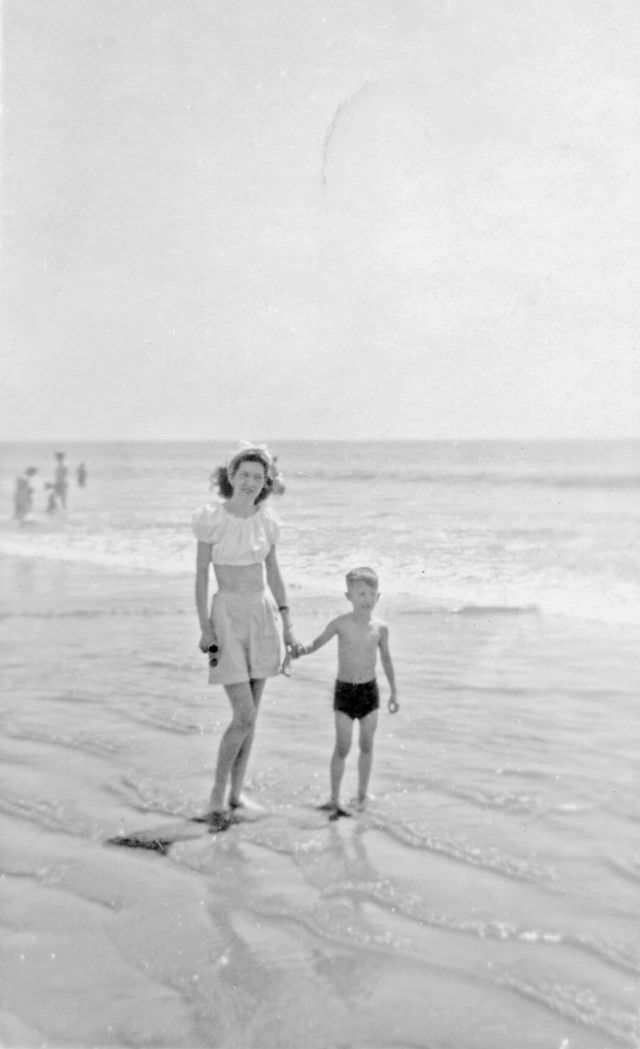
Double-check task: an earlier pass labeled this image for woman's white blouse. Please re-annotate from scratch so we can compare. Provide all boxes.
[192,501,280,566]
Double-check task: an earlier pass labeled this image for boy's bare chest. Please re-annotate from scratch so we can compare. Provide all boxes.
[340,621,380,655]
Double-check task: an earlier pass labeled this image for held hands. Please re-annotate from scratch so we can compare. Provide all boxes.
[387,693,400,714]
[282,627,304,658]
[280,632,305,677]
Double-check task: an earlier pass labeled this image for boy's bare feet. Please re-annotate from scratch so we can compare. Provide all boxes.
[317,800,352,819]
[328,805,352,820]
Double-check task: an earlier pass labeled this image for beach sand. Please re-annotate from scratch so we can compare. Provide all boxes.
[1,554,638,1048]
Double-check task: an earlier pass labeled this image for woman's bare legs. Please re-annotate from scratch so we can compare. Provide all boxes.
[208,679,264,813]
[229,678,265,806]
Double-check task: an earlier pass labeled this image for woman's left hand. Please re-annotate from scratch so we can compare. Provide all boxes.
[283,629,303,657]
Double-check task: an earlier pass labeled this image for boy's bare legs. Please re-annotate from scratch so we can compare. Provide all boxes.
[355,709,378,810]
[229,678,265,809]
[208,682,259,816]
[329,711,353,809]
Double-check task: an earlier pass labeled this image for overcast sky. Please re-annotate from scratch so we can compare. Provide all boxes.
[4,0,639,440]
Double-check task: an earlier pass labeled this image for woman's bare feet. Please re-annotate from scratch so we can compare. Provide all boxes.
[192,810,232,831]
[228,794,266,820]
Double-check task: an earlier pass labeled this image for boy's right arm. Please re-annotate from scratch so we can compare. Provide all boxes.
[296,618,339,657]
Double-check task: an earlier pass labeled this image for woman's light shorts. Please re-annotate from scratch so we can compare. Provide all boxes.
[209,590,282,685]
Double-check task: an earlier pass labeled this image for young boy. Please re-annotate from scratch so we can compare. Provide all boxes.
[293,566,399,818]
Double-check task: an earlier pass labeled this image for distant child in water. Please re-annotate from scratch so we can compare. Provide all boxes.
[291,566,398,818]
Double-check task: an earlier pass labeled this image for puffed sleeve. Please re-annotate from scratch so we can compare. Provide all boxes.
[192,503,223,543]
[262,503,281,547]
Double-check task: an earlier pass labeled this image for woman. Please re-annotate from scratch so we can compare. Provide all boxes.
[193,441,300,827]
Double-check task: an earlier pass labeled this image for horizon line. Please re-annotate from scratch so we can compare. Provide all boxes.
[0,436,638,445]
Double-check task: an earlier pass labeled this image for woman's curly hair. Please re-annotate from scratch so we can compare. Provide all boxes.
[211,452,275,504]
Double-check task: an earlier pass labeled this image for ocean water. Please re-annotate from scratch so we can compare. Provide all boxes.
[1,440,639,1049]
[2,439,639,622]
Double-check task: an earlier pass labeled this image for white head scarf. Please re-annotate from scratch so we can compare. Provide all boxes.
[226,441,277,481]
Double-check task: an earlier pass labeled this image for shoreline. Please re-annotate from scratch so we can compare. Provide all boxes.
[3,549,639,633]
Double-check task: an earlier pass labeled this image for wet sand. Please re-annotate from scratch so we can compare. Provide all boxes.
[1,555,639,1048]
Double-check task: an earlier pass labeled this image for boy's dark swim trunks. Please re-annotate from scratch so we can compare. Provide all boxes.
[333,679,379,720]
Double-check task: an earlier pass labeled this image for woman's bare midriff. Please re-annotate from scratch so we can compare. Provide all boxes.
[213,562,265,593]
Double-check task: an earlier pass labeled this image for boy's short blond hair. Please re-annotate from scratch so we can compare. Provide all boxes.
[345,566,379,590]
